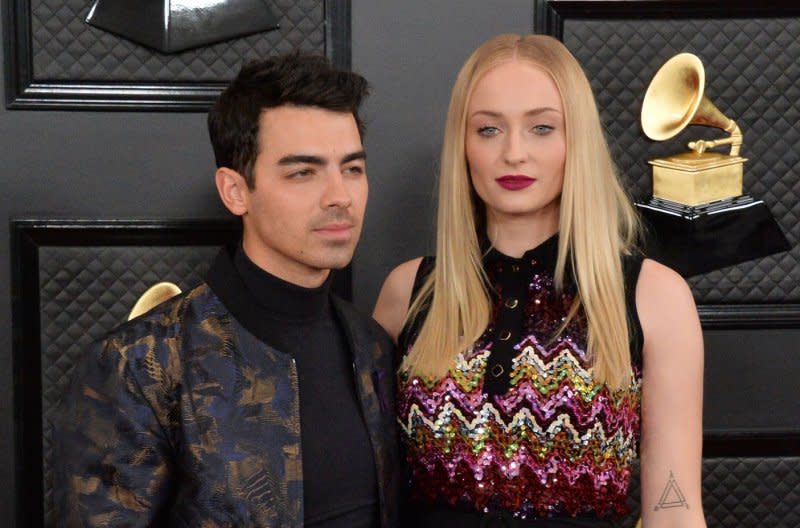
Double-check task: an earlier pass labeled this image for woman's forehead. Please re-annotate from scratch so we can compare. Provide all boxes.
[468,61,563,117]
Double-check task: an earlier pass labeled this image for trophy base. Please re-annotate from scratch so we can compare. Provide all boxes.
[636,195,790,276]
[650,151,746,206]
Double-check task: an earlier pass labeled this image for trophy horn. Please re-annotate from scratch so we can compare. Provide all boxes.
[641,53,741,156]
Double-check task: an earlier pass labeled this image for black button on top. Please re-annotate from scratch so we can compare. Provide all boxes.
[483,260,531,396]
[480,234,560,398]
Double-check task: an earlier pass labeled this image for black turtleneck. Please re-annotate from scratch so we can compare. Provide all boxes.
[229,244,378,527]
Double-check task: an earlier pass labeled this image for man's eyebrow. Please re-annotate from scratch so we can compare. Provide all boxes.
[277,151,366,166]
[278,154,326,166]
[341,150,367,164]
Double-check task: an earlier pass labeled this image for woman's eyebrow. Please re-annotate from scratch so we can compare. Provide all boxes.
[468,107,561,120]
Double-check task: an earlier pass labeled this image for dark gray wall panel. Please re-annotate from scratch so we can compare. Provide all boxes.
[31,0,322,81]
[0,118,224,522]
[0,17,224,528]
[703,329,800,432]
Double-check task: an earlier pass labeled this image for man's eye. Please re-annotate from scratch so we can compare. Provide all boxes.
[477,126,500,137]
[344,165,364,175]
[289,168,313,178]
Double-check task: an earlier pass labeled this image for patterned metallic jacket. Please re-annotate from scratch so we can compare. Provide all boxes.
[54,250,400,527]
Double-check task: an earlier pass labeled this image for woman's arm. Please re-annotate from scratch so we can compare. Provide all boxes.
[372,257,423,343]
[636,258,706,528]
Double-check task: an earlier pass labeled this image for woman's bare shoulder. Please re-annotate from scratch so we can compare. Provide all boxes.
[372,257,425,343]
[636,258,694,308]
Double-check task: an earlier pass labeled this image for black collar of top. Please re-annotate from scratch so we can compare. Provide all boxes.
[205,243,332,336]
[480,231,560,269]
[233,242,331,320]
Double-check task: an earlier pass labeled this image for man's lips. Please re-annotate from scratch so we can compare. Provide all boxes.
[496,175,535,190]
[314,222,355,240]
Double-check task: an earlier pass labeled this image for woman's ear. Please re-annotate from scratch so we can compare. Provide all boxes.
[215,167,249,216]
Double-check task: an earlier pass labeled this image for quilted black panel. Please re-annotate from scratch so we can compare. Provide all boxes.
[623,457,800,527]
[38,245,219,525]
[30,0,324,82]
[563,17,800,303]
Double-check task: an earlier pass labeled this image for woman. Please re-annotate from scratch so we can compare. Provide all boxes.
[374,34,706,527]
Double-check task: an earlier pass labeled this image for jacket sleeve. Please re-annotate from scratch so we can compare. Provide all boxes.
[53,335,177,527]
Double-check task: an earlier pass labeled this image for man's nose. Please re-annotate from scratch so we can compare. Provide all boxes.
[321,172,352,208]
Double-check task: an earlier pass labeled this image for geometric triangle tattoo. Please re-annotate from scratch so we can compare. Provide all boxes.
[654,471,689,511]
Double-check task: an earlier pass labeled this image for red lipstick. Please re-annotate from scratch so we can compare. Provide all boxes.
[496,175,535,190]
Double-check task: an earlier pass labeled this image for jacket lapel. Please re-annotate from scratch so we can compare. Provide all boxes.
[330,296,398,527]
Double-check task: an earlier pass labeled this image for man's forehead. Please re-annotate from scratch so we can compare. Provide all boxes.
[257,104,362,157]
[258,104,356,128]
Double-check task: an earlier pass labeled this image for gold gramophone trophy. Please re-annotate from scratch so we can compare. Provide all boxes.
[637,52,789,276]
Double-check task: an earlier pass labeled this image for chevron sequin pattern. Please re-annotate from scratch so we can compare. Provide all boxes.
[398,254,642,519]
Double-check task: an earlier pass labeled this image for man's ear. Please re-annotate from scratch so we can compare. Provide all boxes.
[215,167,249,216]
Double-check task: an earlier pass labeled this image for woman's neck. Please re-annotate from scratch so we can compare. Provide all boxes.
[485,210,559,257]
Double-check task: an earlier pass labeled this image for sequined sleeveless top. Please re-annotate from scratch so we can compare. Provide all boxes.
[397,234,644,519]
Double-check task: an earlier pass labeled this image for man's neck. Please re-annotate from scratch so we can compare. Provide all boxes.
[241,238,330,288]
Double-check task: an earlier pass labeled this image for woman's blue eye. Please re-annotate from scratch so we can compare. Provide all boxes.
[477,126,500,137]
[532,125,554,135]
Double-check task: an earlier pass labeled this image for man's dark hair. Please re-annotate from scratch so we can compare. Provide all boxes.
[208,52,369,188]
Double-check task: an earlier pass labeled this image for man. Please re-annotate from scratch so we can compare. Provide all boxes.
[54,53,399,527]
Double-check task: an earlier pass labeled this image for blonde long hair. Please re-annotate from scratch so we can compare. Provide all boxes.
[402,34,640,390]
